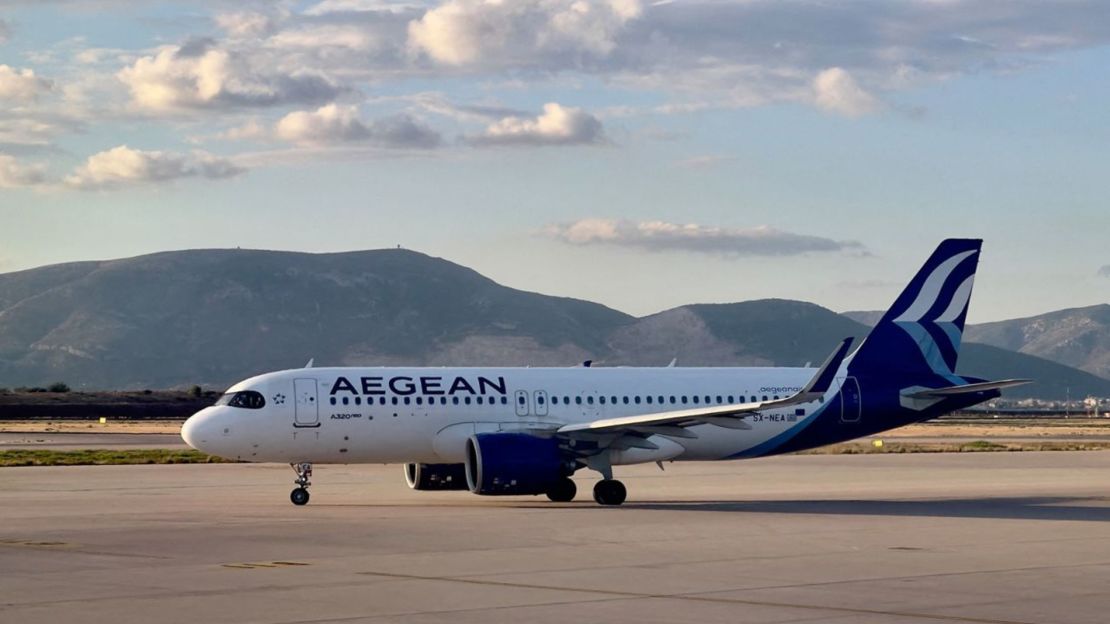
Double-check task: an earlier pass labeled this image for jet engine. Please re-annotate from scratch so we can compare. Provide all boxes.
[404,462,469,491]
[464,432,574,495]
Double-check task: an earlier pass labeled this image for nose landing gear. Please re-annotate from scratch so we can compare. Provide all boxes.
[290,462,312,506]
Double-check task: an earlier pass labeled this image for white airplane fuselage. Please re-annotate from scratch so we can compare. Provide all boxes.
[183,365,836,466]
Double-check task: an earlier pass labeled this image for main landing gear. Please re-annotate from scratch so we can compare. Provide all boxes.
[545,477,577,502]
[592,479,627,506]
[290,462,312,506]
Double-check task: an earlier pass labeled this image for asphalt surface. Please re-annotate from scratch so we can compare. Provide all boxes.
[3,452,1110,623]
[0,432,188,450]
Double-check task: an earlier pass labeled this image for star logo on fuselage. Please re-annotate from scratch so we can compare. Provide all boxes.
[273,393,286,405]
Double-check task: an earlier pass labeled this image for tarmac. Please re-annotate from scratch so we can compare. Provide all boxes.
[3,452,1110,623]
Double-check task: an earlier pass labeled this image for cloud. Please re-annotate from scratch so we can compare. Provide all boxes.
[214,12,278,39]
[274,104,442,148]
[467,103,605,146]
[543,219,866,256]
[0,154,47,188]
[117,41,343,111]
[0,65,53,102]
[1099,265,1110,278]
[813,67,881,117]
[305,0,433,16]
[64,145,245,189]
[408,0,642,67]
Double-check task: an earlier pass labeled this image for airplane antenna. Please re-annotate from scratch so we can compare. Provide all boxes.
[666,358,677,368]
[304,358,314,368]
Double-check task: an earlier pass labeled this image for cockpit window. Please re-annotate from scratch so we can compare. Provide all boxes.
[216,390,266,409]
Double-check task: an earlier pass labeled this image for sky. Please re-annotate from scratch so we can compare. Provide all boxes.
[0,0,1107,322]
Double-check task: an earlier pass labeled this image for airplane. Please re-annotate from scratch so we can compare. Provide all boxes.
[181,239,1029,506]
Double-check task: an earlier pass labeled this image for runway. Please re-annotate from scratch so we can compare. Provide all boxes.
[3,452,1110,623]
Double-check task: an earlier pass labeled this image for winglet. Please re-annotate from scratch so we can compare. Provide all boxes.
[304,358,314,369]
[800,338,853,397]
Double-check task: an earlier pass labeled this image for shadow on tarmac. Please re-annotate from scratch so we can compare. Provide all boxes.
[625,496,1110,522]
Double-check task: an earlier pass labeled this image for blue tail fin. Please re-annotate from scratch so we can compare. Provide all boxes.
[848,239,982,383]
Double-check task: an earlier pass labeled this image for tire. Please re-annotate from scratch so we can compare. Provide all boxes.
[592,479,627,506]
[290,487,310,506]
[546,477,577,502]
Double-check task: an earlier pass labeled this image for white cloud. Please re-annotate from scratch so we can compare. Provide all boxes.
[268,25,378,51]
[65,145,245,190]
[467,103,604,146]
[813,67,881,117]
[275,104,442,148]
[214,12,279,39]
[0,154,47,188]
[117,40,342,111]
[408,0,642,67]
[0,65,53,102]
[543,219,866,256]
[305,0,433,16]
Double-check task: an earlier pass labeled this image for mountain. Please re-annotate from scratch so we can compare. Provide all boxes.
[0,249,631,389]
[963,305,1110,381]
[845,305,1110,381]
[0,248,1107,400]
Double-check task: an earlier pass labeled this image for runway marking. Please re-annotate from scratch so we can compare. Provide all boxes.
[221,561,311,569]
[0,538,71,548]
[352,569,1046,624]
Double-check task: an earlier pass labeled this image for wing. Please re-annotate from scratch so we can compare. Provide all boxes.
[556,337,853,439]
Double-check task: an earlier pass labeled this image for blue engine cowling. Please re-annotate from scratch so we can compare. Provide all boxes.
[465,433,571,495]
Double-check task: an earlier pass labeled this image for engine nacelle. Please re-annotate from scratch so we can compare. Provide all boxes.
[465,433,571,495]
[404,463,469,491]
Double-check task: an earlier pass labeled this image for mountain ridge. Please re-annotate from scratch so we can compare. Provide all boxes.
[0,248,1106,400]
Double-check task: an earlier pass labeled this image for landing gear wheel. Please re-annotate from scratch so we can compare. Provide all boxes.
[592,479,627,506]
[289,462,313,506]
[290,487,310,506]
[546,477,577,502]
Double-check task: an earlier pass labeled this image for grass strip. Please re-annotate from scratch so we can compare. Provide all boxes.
[800,440,1110,455]
[0,449,230,467]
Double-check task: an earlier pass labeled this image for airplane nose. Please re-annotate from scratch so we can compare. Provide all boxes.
[181,408,214,451]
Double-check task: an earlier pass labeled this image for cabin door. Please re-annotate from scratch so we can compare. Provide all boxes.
[839,377,862,423]
[294,378,320,427]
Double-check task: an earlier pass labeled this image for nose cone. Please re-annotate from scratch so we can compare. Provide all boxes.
[181,407,216,452]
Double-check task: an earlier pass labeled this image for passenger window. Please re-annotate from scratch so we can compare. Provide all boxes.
[670,396,676,404]
[329,397,337,405]
[342,397,349,405]
[576,397,583,405]
[727,395,733,403]
[392,397,398,405]
[404,397,411,405]
[501,397,507,405]
[415,397,422,405]
[681,396,688,404]
[587,396,594,405]
[634,396,641,404]
[465,397,472,405]
[452,397,459,405]
[599,396,606,405]
[476,397,483,405]
[622,396,629,404]
[692,396,699,404]
[538,395,546,405]
[518,396,526,405]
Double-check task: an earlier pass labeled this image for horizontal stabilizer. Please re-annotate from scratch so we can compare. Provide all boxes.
[903,379,1031,399]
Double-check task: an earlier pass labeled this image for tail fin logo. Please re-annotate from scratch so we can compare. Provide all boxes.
[890,249,978,379]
